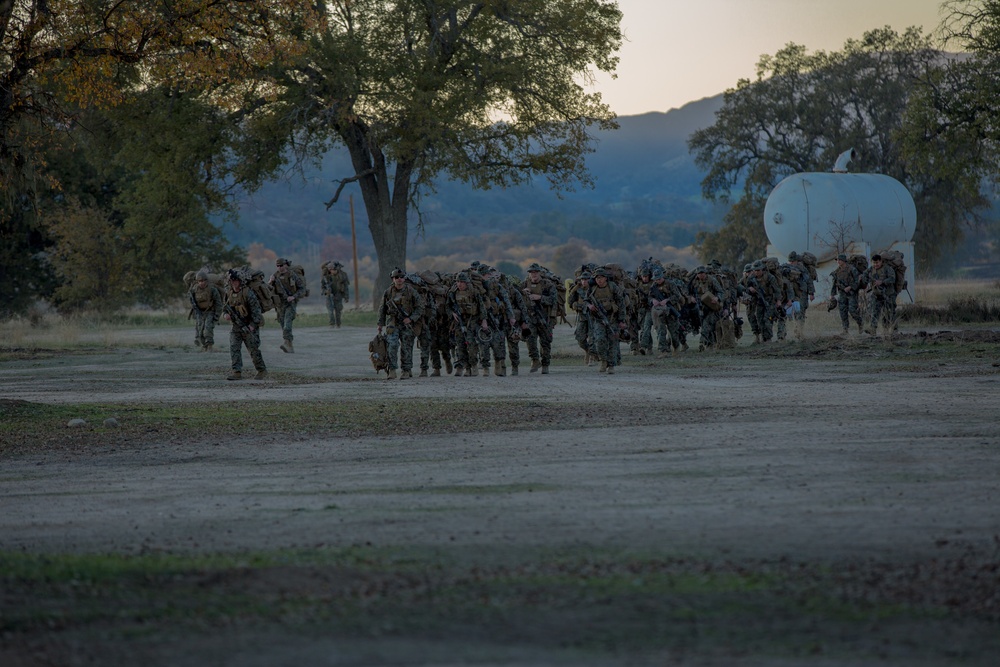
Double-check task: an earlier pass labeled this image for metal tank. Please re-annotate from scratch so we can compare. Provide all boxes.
[763,172,916,263]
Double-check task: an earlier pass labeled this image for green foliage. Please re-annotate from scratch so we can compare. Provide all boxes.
[688,27,990,269]
[252,0,624,299]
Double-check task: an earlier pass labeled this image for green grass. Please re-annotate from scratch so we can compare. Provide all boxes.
[4,546,994,662]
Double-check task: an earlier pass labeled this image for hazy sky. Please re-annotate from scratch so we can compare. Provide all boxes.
[595,0,948,115]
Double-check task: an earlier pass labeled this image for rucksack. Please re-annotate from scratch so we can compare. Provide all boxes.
[234,265,278,313]
[879,249,907,293]
[848,254,868,273]
[799,252,819,281]
[368,334,390,373]
[290,264,309,298]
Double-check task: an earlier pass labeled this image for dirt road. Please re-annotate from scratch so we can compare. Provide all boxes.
[2,320,999,666]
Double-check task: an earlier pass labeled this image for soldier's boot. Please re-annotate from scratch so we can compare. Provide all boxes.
[204,344,214,352]
[226,371,242,381]
[599,360,608,372]
[418,368,428,377]
[466,367,476,377]
[445,358,454,375]
[386,369,397,380]
[607,364,615,375]
[453,365,464,377]
[494,360,504,377]
[430,368,441,377]
[481,365,490,377]
[195,337,203,348]
[254,370,268,380]
[510,364,519,376]
[280,339,291,353]
[541,365,549,374]
[656,351,669,359]
[530,359,541,373]
[400,370,412,379]
[753,334,761,344]
[681,343,689,352]
[857,322,864,334]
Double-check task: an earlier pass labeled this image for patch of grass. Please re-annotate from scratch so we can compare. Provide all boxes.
[898,296,1000,325]
[3,546,997,663]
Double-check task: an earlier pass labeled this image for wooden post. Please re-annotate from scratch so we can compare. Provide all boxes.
[350,195,360,311]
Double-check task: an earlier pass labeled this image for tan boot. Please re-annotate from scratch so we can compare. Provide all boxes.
[386,369,397,380]
[445,358,453,375]
[469,367,478,376]
[204,344,213,352]
[280,340,290,353]
[510,364,518,376]
[226,371,242,381]
[530,360,541,373]
[418,368,428,377]
[494,360,504,376]
[541,365,549,374]
[400,370,411,379]
[607,364,615,374]
[430,368,441,377]
[254,370,268,380]
[599,360,607,372]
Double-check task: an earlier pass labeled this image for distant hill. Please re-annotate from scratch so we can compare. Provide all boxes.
[223,95,726,253]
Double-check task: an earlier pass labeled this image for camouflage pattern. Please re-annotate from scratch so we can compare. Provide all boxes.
[587,276,626,369]
[447,279,485,373]
[521,270,558,369]
[831,259,862,332]
[226,283,266,374]
[190,281,223,348]
[690,271,725,349]
[270,266,305,342]
[863,261,898,333]
[377,281,425,373]
[321,263,350,326]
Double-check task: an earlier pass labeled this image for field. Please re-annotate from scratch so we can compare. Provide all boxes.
[1,290,999,667]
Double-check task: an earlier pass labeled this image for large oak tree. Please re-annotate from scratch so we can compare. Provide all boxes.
[252,0,623,303]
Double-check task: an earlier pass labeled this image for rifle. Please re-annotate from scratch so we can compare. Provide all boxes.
[388,297,413,329]
[450,300,471,347]
[585,290,618,342]
[523,285,553,342]
[223,303,254,335]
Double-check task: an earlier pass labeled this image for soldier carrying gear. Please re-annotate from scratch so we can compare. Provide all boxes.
[269,257,305,353]
[189,269,223,352]
[321,260,351,327]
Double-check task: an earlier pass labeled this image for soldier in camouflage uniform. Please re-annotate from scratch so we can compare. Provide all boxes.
[569,271,596,365]
[786,252,815,338]
[447,272,487,376]
[190,270,223,352]
[584,268,626,373]
[425,273,454,376]
[501,273,528,375]
[690,266,725,351]
[862,254,897,335]
[224,269,267,381]
[377,268,425,379]
[745,261,781,343]
[321,261,350,327]
[648,267,684,357]
[478,265,516,376]
[269,257,305,353]
[521,263,558,374]
[830,253,862,335]
[635,267,654,355]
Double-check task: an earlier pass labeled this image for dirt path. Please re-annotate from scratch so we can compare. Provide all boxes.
[2,321,999,665]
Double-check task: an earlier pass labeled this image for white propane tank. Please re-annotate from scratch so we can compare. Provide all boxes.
[764,172,916,263]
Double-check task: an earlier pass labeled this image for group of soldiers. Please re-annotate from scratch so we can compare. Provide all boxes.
[376,262,562,379]
[186,250,903,382]
[186,257,329,380]
[372,255,799,380]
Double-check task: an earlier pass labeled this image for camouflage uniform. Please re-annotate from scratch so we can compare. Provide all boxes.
[377,270,425,379]
[648,270,683,355]
[225,272,266,379]
[447,273,487,376]
[746,263,781,342]
[569,274,596,362]
[502,275,528,375]
[831,254,862,333]
[190,272,223,351]
[585,270,625,372]
[690,269,725,350]
[321,262,350,327]
[635,271,654,355]
[479,268,515,376]
[863,257,897,334]
[521,263,558,373]
[269,258,305,352]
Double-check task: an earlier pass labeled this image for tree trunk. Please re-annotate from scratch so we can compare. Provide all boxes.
[340,125,415,309]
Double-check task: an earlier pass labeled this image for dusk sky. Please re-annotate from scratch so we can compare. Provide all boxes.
[594,0,948,115]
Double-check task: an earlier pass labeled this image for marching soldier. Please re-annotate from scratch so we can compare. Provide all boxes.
[189,270,223,352]
[521,263,558,374]
[223,269,267,381]
[321,260,350,327]
[269,258,305,353]
[377,268,424,379]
